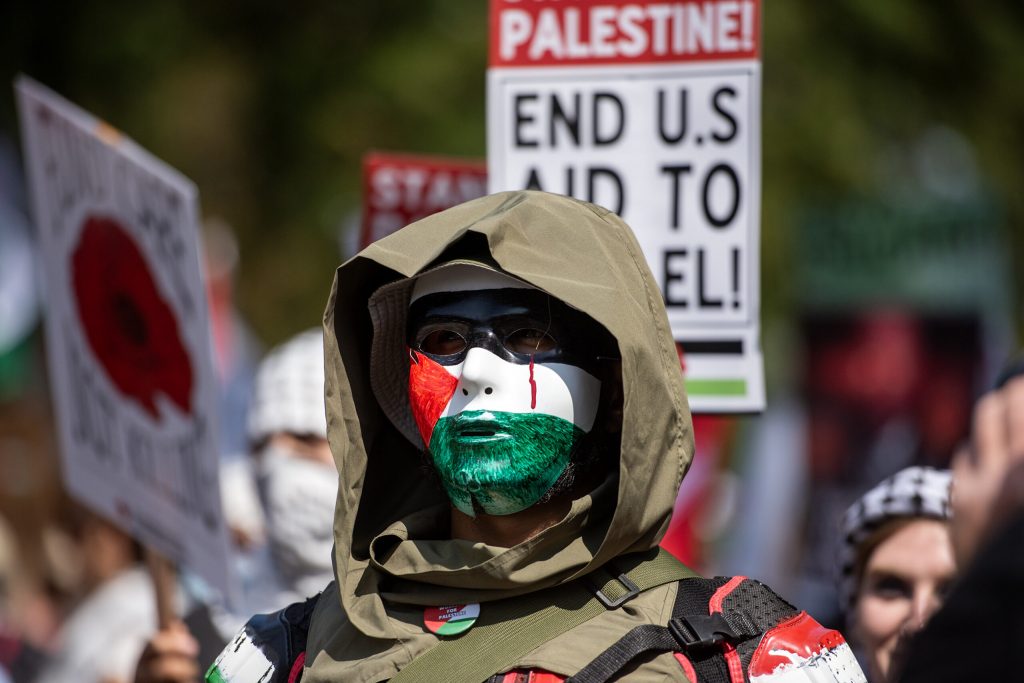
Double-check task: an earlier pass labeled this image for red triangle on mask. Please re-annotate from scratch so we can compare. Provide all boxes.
[408,349,459,447]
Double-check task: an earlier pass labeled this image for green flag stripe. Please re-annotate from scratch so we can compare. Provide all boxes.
[684,378,748,397]
[436,617,475,635]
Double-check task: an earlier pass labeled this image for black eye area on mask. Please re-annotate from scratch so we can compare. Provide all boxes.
[415,326,557,357]
[407,287,619,369]
[417,329,465,356]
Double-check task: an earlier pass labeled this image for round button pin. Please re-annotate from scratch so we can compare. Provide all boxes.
[423,603,480,636]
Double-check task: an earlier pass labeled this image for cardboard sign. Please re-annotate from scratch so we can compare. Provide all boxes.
[361,151,488,248]
[487,0,764,412]
[15,76,230,593]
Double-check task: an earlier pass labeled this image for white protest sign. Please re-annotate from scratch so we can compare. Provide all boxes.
[15,76,231,593]
[487,0,764,412]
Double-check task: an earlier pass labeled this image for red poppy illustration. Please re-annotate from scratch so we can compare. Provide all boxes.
[71,215,193,420]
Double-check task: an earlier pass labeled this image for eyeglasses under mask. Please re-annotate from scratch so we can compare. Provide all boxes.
[407,287,617,371]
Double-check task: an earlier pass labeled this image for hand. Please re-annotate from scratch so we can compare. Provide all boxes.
[951,374,1024,567]
[133,620,201,683]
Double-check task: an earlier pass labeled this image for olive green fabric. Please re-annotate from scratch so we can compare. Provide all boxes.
[306,191,695,682]
[388,549,697,683]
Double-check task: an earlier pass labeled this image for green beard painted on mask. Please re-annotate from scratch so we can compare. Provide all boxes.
[428,409,584,517]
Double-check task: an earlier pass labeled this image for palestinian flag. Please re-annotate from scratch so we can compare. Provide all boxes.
[205,628,275,683]
[409,346,600,516]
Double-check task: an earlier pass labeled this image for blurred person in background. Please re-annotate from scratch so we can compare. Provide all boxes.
[36,507,156,683]
[135,329,335,683]
[201,218,262,466]
[0,515,48,683]
[898,363,1024,682]
[837,466,955,682]
[237,328,336,610]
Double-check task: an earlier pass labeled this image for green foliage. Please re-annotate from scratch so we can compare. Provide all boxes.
[760,0,1024,328]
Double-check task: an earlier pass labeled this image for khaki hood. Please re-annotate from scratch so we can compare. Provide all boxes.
[320,190,693,639]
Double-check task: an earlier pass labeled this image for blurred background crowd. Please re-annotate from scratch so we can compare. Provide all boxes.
[1,2,1023,682]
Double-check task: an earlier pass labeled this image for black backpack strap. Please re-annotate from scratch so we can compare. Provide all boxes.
[667,579,739,683]
[567,577,792,683]
[567,577,723,683]
[562,624,681,683]
[715,579,799,675]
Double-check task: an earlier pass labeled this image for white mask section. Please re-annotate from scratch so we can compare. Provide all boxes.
[441,346,601,432]
[255,443,337,593]
[410,262,533,301]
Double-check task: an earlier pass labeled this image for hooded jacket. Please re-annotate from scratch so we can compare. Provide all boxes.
[304,190,695,682]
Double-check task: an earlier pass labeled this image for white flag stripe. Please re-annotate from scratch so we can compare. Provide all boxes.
[437,347,601,432]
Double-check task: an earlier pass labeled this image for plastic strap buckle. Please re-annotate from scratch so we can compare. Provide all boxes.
[668,613,737,652]
[591,572,641,609]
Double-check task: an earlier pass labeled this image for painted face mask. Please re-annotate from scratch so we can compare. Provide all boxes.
[406,264,614,517]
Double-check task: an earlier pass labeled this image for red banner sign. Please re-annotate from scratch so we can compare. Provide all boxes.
[489,0,760,68]
[361,152,488,248]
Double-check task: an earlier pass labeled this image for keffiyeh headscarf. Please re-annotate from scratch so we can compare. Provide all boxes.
[247,329,327,443]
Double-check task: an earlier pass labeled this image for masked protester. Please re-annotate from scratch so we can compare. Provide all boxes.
[246,328,336,607]
[837,467,955,682]
[208,191,866,683]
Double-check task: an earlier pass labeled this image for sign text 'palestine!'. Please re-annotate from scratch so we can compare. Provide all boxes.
[487,0,765,412]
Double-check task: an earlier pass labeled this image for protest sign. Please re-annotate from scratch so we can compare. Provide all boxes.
[488,0,764,412]
[361,151,488,248]
[15,76,230,594]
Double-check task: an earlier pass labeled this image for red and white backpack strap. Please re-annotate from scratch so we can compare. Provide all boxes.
[747,612,865,683]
